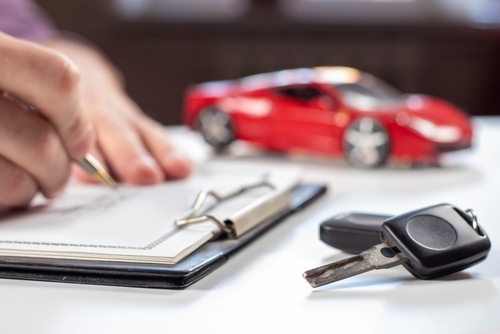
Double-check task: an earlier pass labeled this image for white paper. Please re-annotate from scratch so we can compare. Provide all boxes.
[0,162,300,265]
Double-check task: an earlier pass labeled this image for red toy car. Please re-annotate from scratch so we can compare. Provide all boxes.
[183,67,473,167]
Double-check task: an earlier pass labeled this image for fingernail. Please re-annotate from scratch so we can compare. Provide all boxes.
[162,153,192,179]
[131,155,163,185]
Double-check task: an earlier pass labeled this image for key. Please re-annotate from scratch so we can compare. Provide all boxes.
[303,203,491,288]
[303,243,407,288]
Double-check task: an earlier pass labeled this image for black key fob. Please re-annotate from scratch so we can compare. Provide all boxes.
[320,212,391,254]
[381,203,491,279]
[306,204,491,287]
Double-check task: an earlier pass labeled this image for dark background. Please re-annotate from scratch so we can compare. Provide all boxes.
[35,0,500,125]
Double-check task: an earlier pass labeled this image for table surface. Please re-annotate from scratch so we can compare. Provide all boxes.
[1,117,499,334]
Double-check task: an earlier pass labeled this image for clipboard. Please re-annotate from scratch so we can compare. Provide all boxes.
[0,183,326,289]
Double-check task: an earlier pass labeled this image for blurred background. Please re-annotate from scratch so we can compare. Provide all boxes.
[35,0,500,125]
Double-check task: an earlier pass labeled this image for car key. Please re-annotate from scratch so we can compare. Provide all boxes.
[303,203,491,288]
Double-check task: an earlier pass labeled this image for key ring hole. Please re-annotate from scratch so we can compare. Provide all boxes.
[380,246,401,258]
[380,248,395,258]
[453,207,484,236]
[465,209,484,236]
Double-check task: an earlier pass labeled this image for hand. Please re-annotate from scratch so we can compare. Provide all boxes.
[0,32,94,208]
[41,38,192,186]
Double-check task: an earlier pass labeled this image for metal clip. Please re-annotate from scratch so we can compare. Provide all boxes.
[175,178,276,238]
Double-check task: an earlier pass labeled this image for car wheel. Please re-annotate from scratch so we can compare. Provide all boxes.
[343,117,390,168]
[196,107,235,149]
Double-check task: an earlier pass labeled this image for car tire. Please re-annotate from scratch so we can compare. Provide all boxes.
[196,106,235,149]
[343,117,390,168]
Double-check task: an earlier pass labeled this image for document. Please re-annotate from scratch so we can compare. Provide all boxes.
[0,162,300,265]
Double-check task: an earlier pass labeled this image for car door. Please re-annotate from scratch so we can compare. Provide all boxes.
[270,84,343,154]
[217,89,273,143]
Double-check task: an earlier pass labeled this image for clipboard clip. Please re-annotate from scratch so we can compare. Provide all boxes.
[175,177,287,239]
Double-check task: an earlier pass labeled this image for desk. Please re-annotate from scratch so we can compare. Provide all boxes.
[0,117,499,333]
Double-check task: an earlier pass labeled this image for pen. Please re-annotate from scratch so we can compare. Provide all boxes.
[75,154,117,189]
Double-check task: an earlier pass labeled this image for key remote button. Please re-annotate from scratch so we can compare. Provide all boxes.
[406,215,457,250]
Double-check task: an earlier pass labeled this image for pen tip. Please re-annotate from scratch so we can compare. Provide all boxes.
[77,154,118,189]
[93,169,118,189]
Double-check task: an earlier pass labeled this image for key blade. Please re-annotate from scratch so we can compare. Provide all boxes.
[303,243,408,288]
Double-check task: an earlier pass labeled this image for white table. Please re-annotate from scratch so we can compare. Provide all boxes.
[1,117,499,334]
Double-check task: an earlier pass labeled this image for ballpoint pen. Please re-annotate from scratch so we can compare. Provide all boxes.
[75,154,117,189]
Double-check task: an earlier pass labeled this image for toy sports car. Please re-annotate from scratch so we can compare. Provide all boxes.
[183,67,473,168]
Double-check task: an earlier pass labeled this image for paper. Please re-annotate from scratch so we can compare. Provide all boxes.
[0,162,300,265]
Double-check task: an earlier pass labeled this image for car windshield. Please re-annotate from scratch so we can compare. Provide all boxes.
[334,74,403,111]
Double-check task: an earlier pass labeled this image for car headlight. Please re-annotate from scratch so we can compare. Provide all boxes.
[403,115,462,143]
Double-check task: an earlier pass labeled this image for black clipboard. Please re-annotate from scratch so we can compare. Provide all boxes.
[0,183,326,289]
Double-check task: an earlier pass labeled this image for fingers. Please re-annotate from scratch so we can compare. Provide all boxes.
[32,35,190,185]
[0,97,72,198]
[0,32,93,158]
[95,113,165,185]
[137,117,192,180]
[0,156,37,208]
[88,106,191,185]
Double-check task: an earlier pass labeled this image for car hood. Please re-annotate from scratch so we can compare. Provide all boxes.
[402,95,471,128]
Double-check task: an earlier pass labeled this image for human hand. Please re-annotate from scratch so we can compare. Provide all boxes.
[0,32,94,208]
[41,38,192,185]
